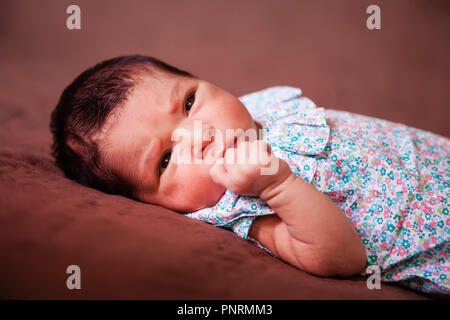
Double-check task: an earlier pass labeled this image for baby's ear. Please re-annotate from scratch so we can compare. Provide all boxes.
[66,135,90,160]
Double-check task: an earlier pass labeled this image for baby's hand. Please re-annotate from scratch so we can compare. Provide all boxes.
[209,140,292,196]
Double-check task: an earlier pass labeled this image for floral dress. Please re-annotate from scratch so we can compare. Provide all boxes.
[185,86,450,295]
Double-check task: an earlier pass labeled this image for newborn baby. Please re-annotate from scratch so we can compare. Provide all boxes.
[50,55,449,296]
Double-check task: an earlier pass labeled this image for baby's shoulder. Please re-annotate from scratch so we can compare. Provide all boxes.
[239,86,317,119]
[238,86,302,104]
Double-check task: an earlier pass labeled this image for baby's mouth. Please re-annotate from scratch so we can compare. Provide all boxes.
[201,141,224,161]
[201,135,235,161]
[224,136,238,157]
[201,130,244,163]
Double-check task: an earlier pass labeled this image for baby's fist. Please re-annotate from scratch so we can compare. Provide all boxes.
[209,140,290,196]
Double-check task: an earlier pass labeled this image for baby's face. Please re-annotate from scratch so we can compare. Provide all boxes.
[100,72,259,212]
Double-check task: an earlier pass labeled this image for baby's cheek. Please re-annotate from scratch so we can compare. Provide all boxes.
[178,164,225,210]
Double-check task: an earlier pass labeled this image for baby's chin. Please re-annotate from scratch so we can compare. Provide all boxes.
[138,180,226,213]
[177,189,227,213]
[206,189,227,207]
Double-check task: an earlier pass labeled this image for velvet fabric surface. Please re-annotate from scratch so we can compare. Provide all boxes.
[1,0,449,299]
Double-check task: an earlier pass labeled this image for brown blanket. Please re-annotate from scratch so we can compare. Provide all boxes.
[1,0,449,299]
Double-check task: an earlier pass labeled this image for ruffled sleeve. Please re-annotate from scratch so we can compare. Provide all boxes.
[185,86,331,253]
[246,86,330,183]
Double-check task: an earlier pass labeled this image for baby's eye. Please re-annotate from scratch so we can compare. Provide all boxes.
[185,91,195,113]
[159,151,171,176]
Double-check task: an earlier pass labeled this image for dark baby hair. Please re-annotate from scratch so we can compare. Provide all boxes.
[50,55,193,197]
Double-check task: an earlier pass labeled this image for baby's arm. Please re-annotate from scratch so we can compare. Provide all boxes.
[253,173,367,277]
[210,140,367,277]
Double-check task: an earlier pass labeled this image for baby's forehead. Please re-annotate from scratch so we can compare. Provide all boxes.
[93,74,175,157]
[100,73,174,128]
[132,71,180,99]
[98,72,199,153]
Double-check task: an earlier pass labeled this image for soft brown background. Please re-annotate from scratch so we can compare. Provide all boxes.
[0,0,448,299]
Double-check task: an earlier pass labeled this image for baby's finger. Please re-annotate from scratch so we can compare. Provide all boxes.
[236,141,250,165]
[223,147,247,182]
[223,147,237,166]
[209,158,231,187]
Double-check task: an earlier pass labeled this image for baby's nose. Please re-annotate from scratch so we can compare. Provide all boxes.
[171,122,216,163]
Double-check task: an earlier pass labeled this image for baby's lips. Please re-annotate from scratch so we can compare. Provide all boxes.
[202,131,246,163]
[202,140,224,164]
